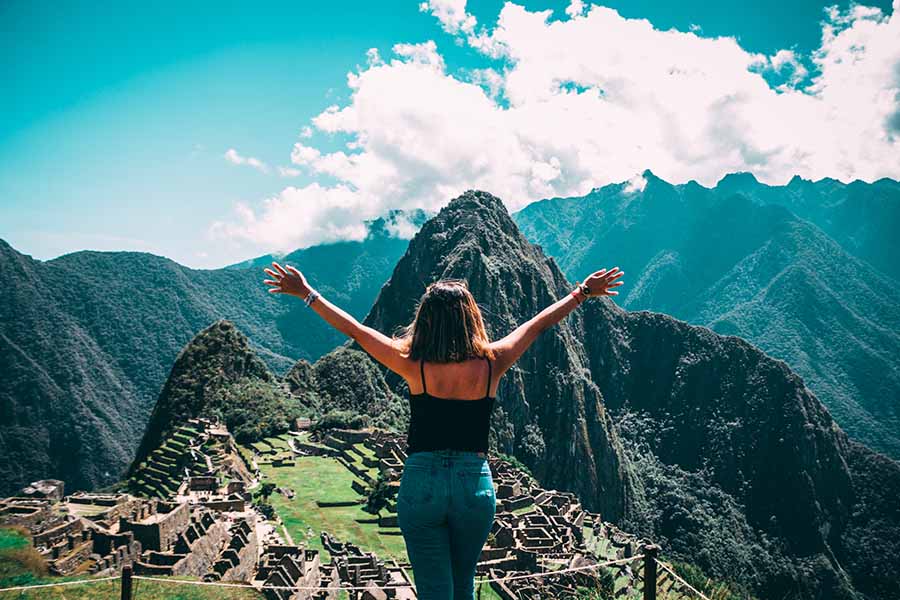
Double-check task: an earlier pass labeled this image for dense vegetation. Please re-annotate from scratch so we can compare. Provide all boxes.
[513,172,900,459]
[129,320,302,472]
[0,212,420,495]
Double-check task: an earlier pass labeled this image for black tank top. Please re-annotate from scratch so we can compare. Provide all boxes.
[406,357,496,455]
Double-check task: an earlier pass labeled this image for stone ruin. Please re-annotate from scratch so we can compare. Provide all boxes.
[0,484,140,576]
[300,427,651,599]
[254,544,336,600]
[1,419,676,599]
[320,531,415,600]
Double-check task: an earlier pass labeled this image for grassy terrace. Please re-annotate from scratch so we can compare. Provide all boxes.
[252,446,408,562]
[248,436,508,599]
[127,424,210,498]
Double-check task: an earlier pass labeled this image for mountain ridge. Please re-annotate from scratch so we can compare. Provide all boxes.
[0,211,416,495]
[513,174,900,458]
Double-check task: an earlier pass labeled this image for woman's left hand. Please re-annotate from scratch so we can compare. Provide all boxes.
[263,262,310,298]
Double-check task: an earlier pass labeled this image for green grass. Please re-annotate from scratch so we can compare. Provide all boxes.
[255,451,408,562]
[0,530,27,553]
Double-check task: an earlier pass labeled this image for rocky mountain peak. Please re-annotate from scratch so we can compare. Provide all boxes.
[716,170,762,192]
[129,319,274,471]
[357,189,634,519]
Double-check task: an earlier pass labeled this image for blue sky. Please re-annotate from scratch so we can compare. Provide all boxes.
[1,0,897,268]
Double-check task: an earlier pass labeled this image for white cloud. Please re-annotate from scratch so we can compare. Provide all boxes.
[213,0,900,253]
[224,148,270,173]
[467,67,505,100]
[208,183,372,252]
[418,0,477,35]
[290,142,321,166]
[391,40,445,71]
[767,49,809,86]
[623,173,648,194]
[366,47,383,67]
[277,166,301,177]
[565,0,586,19]
[384,212,421,239]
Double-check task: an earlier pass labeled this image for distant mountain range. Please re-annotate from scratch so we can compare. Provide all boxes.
[513,172,900,458]
[3,171,897,498]
[131,191,900,600]
[0,210,425,495]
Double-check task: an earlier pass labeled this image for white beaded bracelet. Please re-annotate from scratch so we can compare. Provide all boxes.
[304,290,320,306]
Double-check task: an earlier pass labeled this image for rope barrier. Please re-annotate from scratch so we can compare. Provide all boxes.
[477,553,643,584]
[125,554,644,592]
[0,553,644,594]
[0,575,119,592]
[657,560,711,600]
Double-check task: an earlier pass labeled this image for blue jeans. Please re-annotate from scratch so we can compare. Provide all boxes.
[397,450,496,600]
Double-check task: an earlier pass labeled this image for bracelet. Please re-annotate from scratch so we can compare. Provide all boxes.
[304,290,320,307]
[571,288,586,304]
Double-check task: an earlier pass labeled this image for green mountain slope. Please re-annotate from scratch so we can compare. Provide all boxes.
[0,213,418,496]
[513,174,900,457]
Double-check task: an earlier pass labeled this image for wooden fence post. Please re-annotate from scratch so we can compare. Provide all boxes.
[120,565,133,600]
[642,543,660,600]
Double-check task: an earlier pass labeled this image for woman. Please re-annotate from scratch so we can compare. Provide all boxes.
[262,262,623,600]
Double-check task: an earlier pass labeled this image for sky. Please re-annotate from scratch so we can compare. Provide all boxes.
[1,0,898,269]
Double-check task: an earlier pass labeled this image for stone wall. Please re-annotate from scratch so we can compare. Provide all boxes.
[120,501,190,552]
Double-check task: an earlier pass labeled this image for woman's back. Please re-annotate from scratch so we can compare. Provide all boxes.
[408,356,497,400]
[406,356,496,454]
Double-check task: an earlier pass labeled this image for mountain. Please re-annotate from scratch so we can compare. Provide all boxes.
[0,212,419,496]
[130,319,298,470]
[717,172,900,282]
[361,190,635,520]
[298,190,898,599]
[513,173,900,458]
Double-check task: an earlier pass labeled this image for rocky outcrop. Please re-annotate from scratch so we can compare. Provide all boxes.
[354,190,635,521]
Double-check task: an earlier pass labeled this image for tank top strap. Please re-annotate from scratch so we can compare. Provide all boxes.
[420,358,427,394]
[484,356,492,397]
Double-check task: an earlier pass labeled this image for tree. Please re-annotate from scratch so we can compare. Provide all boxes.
[363,470,398,515]
[259,482,277,502]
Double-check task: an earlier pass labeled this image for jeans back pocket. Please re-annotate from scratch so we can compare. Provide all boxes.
[458,469,495,508]
[399,465,437,505]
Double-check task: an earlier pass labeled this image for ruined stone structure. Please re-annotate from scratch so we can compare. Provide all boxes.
[0,421,263,585]
[0,488,141,576]
[300,427,653,599]
[320,532,415,600]
[0,420,679,599]
[254,544,336,600]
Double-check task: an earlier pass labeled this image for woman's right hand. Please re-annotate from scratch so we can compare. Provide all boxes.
[263,262,311,299]
[583,267,624,296]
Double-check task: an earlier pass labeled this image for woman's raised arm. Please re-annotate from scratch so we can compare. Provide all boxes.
[263,262,414,379]
[489,267,624,376]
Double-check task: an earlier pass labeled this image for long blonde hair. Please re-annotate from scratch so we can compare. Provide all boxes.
[394,279,495,362]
